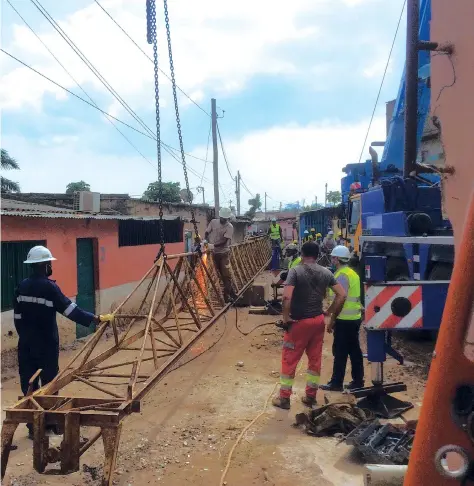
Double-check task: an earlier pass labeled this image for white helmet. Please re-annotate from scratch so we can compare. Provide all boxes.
[24,245,57,264]
[304,230,309,234]
[328,231,334,236]
[330,245,350,260]
[271,218,277,222]
[219,207,232,219]
[286,243,297,250]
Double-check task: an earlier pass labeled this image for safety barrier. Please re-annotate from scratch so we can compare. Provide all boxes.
[1,236,271,486]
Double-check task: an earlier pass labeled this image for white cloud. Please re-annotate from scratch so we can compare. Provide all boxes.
[193,116,388,206]
[363,58,393,79]
[5,116,387,207]
[1,0,323,111]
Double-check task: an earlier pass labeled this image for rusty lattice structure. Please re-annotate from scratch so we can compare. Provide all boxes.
[1,237,271,486]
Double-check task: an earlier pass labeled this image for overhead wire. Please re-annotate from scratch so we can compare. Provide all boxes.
[29,0,209,170]
[357,0,407,163]
[5,0,156,170]
[216,122,235,181]
[2,47,213,185]
[93,0,210,117]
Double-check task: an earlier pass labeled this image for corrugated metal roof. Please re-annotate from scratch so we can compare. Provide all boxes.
[0,198,183,221]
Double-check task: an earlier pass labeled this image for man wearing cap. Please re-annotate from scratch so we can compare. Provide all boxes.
[14,246,102,438]
[322,231,336,252]
[204,207,236,303]
[320,245,364,391]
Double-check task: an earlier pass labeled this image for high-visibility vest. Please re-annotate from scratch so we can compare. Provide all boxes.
[270,224,281,240]
[289,256,302,268]
[328,265,362,320]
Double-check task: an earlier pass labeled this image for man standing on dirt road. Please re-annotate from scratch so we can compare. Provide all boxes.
[272,242,346,409]
[204,207,236,303]
[14,245,102,438]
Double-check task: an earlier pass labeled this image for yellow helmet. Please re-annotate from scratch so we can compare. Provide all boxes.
[316,233,322,237]
[293,240,298,245]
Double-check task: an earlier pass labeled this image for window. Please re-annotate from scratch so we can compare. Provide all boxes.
[118,219,183,247]
[348,199,361,234]
[1,240,46,311]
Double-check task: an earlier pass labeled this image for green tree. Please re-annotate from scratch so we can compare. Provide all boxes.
[143,181,181,203]
[326,190,342,206]
[1,149,20,193]
[244,193,262,219]
[66,181,91,194]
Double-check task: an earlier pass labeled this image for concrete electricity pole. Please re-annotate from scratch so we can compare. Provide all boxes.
[235,171,241,216]
[264,192,267,218]
[325,183,328,207]
[211,98,219,215]
[279,201,282,212]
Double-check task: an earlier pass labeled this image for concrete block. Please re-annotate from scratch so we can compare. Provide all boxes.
[238,284,266,307]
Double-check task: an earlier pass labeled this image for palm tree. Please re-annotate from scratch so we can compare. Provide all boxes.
[1,149,21,193]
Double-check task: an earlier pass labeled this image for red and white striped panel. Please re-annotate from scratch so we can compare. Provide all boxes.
[364,285,423,330]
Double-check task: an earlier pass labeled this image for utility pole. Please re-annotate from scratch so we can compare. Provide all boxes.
[315,196,318,206]
[229,199,232,209]
[235,171,241,216]
[264,192,267,218]
[324,183,328,207]
[279,201,282,212]
[211,98,219,214]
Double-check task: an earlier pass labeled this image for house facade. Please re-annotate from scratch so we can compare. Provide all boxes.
[1,198,184,351]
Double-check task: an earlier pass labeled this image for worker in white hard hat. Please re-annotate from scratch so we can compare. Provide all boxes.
[302,229,310,243]
[14,246,103,439]
[320,245,364,392]
[322,230,336,253]
[204,207,236,302]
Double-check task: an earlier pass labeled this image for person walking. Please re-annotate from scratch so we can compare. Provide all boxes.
[14,246,102,437]
[272,242,346,409]
[204,207,236,303]
[320,245,364,391]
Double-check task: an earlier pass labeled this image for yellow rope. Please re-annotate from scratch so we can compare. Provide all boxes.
[219,382,278,485]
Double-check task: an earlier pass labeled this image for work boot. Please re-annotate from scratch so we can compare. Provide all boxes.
[345,381,364,391]
[272,396,290,410]
[319,381,344,392]
[301,395,316,408]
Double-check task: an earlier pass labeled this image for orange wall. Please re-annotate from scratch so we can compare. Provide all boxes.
[2,216,184,297]
[432,0,474,246]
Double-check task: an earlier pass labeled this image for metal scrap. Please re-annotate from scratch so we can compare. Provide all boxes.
[293,401,374,437]
[345,419,416,465]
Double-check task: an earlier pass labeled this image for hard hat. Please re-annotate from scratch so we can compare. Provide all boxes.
[328,230,334,235]
[286,243,297,250]
[219,207,232,219]
[316,233,322,237]
[24,245,57,264]
[310,228,316,232]
[338,232,343,236]
[304,230,309,234]
[293,240,298,245]
[330,245,351,259]
[271,218,277,222]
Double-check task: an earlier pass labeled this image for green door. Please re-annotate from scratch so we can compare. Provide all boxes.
[76,238,96,338]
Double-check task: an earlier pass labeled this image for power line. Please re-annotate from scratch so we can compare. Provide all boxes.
[240,176,254,197]
[6,0,156,170]
[200,118,212,185]
[1,48,213,185]
[216,122,235,181]
[357,0,406,163]
[93,0,209,117]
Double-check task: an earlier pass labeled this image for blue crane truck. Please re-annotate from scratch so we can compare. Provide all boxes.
[341,0,454,417]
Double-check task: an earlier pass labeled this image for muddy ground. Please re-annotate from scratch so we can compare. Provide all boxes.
[1,285,433,486]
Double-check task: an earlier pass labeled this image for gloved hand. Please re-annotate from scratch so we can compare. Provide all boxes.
[99,313,115,323]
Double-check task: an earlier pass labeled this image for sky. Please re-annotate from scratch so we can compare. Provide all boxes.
[0,0,407,212]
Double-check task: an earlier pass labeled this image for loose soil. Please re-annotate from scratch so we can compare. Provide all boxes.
[1,276,433,486]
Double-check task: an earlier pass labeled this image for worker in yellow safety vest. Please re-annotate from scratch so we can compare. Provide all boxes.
[286,243,301,269]
[302,230,310,242]
[268,218,283,257]
[320,245,364,392]
[309,228,317,241]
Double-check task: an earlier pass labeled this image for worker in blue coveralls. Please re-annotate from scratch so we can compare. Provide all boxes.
[14,245,101,438]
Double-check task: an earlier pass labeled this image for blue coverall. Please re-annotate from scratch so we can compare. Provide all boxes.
[13,276,96,395]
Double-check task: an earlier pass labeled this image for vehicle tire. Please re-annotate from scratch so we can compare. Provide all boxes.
[428,262,453,281]
[408,212,433,236]
[386,257,410,281]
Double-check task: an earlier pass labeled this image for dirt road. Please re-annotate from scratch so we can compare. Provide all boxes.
[1,297,431,486]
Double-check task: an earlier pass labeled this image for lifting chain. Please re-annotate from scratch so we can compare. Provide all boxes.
[146,0,165,259]
[162,0,200,245]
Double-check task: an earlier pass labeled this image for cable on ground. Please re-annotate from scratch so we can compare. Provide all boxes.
[219,382,278,486]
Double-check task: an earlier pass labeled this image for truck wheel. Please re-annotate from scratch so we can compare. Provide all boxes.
[386,257,410,281]
[428,262,453,281]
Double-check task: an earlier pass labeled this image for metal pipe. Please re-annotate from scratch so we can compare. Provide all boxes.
[404,0,420,178]
[369,146,380,185]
